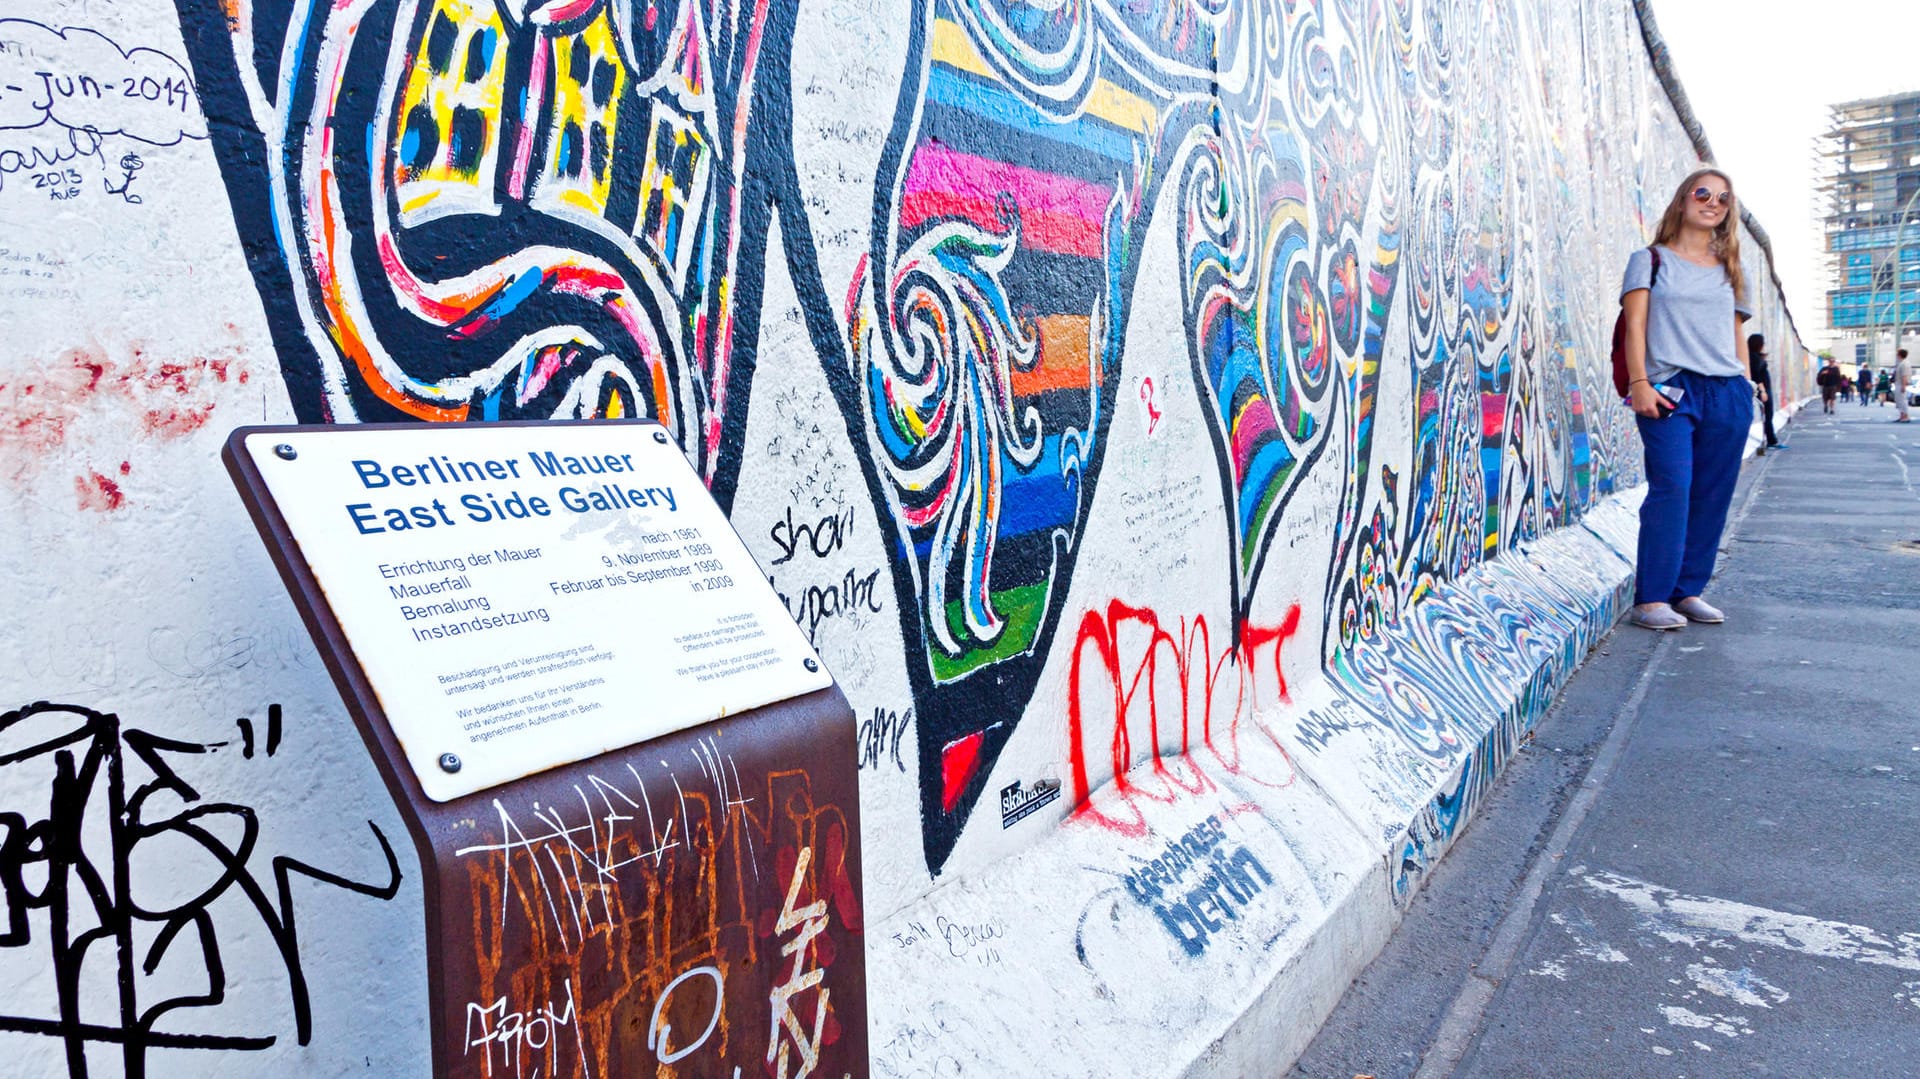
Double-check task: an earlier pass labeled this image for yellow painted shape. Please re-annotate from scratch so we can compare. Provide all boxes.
[540,10,626,216]
[931,18,1154,134]
[391,0,508,198]
[1082,79,1155,134]
[930,18,993,78]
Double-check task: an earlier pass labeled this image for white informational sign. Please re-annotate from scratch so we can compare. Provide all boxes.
[243,424,832,801]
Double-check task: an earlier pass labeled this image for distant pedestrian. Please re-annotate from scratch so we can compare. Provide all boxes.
[1838,376,1853,403]
[1857,366,1874,406]
[1618,168,1752,631]
[1747,333,1781,452]
[1897,349,1912,424]
[1876,369,1893,404]
[1817,360,1843,414]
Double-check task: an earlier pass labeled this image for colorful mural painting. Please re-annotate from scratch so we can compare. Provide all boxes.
[172,0,1806,875]
[0,0,1810,1073]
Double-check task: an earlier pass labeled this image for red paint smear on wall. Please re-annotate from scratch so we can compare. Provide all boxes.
[0,340,250,510]
[1066,600,1303,836]
[120,343,237,438]
[74,469,126,512]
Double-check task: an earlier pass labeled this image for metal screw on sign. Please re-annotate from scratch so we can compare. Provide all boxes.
[652,430,669,444]
[438,752,462,774]
[803,658,819,672]
[274,443,297,460]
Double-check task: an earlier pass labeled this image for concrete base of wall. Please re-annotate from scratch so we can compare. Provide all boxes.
[866,493,1643,1078]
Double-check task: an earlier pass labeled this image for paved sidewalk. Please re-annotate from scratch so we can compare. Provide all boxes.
[1292,405,1920,1078]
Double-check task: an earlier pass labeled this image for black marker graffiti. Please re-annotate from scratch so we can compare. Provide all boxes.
[778,567,886,643]
[857,707,911,773]
[0,19,204,197]
[768,504,855,566]
[102,152,142,203]
[233,701,281,758]
[0,124,100,195]
[0,701,401,1077]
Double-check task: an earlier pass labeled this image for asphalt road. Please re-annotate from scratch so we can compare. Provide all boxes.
[1291,402,1920,1079]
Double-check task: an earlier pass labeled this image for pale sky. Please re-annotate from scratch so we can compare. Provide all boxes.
[1648,0,1920,351]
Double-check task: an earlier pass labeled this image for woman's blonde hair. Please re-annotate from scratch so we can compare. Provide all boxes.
[1653,167,1745,304]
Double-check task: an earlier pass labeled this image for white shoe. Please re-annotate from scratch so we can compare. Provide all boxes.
[1629,603,1687,631]
[1672,597,1725,624]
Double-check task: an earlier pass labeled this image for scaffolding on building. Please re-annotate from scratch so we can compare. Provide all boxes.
[1817,90,1920,366]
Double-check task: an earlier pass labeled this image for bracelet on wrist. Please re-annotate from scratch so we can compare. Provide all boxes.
[1627,377,1649,388]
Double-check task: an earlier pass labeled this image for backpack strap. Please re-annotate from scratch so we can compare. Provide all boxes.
[1648,245,1662,288]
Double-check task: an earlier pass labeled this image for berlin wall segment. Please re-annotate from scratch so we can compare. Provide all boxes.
[0,0,1806,1076]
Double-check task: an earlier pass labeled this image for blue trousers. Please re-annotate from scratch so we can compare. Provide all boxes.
[1634,371,1752,605]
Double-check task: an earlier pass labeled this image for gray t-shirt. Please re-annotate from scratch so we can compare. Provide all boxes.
[1620,246,1751,382]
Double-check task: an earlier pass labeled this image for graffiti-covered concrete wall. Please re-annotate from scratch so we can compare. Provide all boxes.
[0,0,1807,1074]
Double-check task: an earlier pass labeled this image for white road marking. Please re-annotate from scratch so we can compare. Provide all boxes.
[1577,870,1920,973]
[1549,909,1629,963]
[1685,963,1788,1008]
[1660,1005,1750,1038]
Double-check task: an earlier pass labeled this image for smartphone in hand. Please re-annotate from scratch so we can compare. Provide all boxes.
[1654,383,1685,419]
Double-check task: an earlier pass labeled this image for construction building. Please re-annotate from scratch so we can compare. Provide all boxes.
[1821,90,1920,365]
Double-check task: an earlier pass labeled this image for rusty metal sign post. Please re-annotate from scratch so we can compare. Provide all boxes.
[225,420,867,1078]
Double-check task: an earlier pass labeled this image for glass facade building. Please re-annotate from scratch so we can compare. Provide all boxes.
[1822,91,1920,334]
